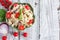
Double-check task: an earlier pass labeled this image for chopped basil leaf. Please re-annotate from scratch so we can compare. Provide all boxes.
[18,8,23,20]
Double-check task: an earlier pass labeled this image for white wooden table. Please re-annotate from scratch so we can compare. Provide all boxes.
[0,0,60,40]
[40,0,59,40]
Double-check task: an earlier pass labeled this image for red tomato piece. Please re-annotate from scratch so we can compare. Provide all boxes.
[13,3,18,7]
[13,32,18,37]
[25,5,30,10]
[27,19,34,25]
[18,25,25,30]
[2,36,7,40]
[15,12,20,18]
[6,12,12,19]
[23,32,28,37]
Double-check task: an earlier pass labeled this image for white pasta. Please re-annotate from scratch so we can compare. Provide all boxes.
[11,5,20,12]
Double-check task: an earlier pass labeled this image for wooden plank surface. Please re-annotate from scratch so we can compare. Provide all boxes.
[40,0,59,40]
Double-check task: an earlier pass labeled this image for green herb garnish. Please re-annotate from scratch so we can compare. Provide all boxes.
[0,9,6,22]
[18,8,23,20]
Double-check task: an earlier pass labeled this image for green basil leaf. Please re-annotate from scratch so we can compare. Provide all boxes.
[0,9,6,22]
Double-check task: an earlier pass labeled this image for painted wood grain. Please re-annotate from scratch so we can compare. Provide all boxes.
[40,0,59,40]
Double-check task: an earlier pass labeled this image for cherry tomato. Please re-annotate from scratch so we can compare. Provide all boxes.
[15,12,20,18]
[27,19,34,25]
[0,0,3,3]
[23,32,28,37]
[13,32,18,37]
[0,0,12,9]
[0,0,5,6]
[6,0,12,5]
[13,3,18,7]
[4,5,9,9]
[1,2,5,6]
[25,5,30,10]
[2,36,7,40]
[5,0,12,8]
[8,1,12,5]
[6,0,9,2]
[6,12,12,19]
[0,0,8,9]
[18,25,25,30]
[0,0,2,2]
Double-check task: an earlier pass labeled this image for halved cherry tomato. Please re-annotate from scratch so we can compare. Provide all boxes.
[15,12,20,18]
[13,32,18,37]
[27,19,34,25]
[18,25,25,30]
[2,36,7,40]
[6,11,12,19]
[13,3,18,7]
[25,5,30,10]
[23,32,28,37]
